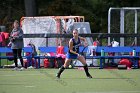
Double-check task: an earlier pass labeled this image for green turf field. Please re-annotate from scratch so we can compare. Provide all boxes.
[0,68,140,93]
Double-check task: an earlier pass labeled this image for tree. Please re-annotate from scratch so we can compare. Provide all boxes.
[24,0,38,16]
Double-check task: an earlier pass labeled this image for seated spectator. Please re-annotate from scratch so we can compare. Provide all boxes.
[56,43,66,59]
[25,42,37,69]
[107,40,120,66]
[55,43,66,68]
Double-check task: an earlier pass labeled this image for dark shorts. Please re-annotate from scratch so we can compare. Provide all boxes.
[66,53,78,59]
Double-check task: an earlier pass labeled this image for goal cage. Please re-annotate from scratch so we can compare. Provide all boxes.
[20,16,86,48]
[108,7,140,46]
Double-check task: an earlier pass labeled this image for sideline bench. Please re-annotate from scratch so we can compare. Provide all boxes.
[0,47,33,57]
[86,46,140,69]
[35,47,57,68]
[1,46,140,69]
[0,47,13,61]
[0,47,33,67]
[38,46,140,69]
[36,46,87,68]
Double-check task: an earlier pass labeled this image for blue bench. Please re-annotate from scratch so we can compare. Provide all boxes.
[1,46,139,69]
[87,46,140,69]
[37,46,140,69]
[0,47,33,57]
[38,46,87,55]
[0,47,34,67]
[34,47,57,68]
[36,46,87,68]
[0,47,13,60]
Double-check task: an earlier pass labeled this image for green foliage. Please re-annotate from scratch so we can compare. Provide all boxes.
[0,0,140,33]
[124,11,140,45]
[0,0,25,32]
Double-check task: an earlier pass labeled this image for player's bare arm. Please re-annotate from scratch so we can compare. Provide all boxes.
[79,36,88,46]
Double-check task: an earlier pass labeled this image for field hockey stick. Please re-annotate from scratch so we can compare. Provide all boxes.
[73,45,88,66]
[79,45,88,56]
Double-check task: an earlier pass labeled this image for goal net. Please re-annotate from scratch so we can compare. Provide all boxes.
[21,17,57,48]
[109,8,140,46]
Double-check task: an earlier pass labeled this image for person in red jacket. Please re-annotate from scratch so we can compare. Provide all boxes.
[0,31,5,47]
[119,59,132,69]
[56,43,66,59]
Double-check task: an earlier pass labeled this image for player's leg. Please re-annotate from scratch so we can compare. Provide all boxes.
[17,49,24,67]
[17,49,25,70]
[78,56,92,78]
[56,58,72,78]
[12,49,18,69]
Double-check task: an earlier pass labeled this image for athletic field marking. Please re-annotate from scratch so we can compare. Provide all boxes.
[0,72,55,77]
[77,91,140,93]
[107,70,138,86]
[39,70,68,86]
[0,74,43,77]
[24,86,35,88]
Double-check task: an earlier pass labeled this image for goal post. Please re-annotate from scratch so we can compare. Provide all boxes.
[108,7,140,46]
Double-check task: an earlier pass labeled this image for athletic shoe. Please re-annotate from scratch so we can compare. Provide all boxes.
[127,67,131,70]
[13,67,18,71]
[56,74,60,79]
[87,74,92,78]
[27,66,34,69]
[20,67,25,71]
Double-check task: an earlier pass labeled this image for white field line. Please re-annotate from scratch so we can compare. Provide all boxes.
[0,74,43,77]
[76,91,140,93]
[24,86,36,88]
[0,72,55,77]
